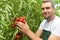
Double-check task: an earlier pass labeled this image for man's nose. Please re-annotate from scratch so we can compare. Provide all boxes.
[44,9,47,12]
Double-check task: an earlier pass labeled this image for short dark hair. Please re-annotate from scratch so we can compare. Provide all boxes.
[42,0,54,8]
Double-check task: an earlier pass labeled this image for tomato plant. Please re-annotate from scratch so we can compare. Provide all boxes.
[0,0,59,40]
[0,0,43,40]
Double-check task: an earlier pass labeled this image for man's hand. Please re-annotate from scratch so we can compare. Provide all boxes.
[17,22,30,35]
[17,22,42,40]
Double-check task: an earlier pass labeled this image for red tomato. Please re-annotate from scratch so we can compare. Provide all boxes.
[14,20,18,24]
[19,17,25,23]
[22,20,25,23]
[19,18,24,22]
[11,24,15,28]
[15,35,20,39]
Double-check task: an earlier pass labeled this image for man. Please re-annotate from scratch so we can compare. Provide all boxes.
[17,0,60,40]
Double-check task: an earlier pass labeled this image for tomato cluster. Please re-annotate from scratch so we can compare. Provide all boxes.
[11,17,26,28]
[11,17,25,40]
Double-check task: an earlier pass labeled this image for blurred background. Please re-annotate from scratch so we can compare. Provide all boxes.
[0,0,60,40]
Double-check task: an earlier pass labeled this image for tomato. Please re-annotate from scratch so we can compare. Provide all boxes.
[19,17,25,23]
[14,32,22,40]
[15,35,20,39]
[14,20,18,24]
[19,18,24,22]
[22,20,25,23]
[14,37,19,40]
[14,35,20,40]
[11,24,15,28]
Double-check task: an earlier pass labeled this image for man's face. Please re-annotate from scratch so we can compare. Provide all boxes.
[41,2,55,19]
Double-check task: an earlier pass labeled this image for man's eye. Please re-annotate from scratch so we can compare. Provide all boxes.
[42,8,44,10]
[46,7,50,9]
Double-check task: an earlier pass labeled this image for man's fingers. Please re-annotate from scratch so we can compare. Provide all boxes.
[17,27,23,32]
[17,22,25,26]
[17,22,23,29]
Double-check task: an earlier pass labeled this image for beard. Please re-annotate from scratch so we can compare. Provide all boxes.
[44,14,53,19]
[44,16,51,19]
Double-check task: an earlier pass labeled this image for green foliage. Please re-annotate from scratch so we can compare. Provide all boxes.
[0,0,43,40]
[53,0,60,16]
[0,0,60,40]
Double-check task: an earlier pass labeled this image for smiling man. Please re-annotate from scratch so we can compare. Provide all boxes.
[17,0,60,40]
